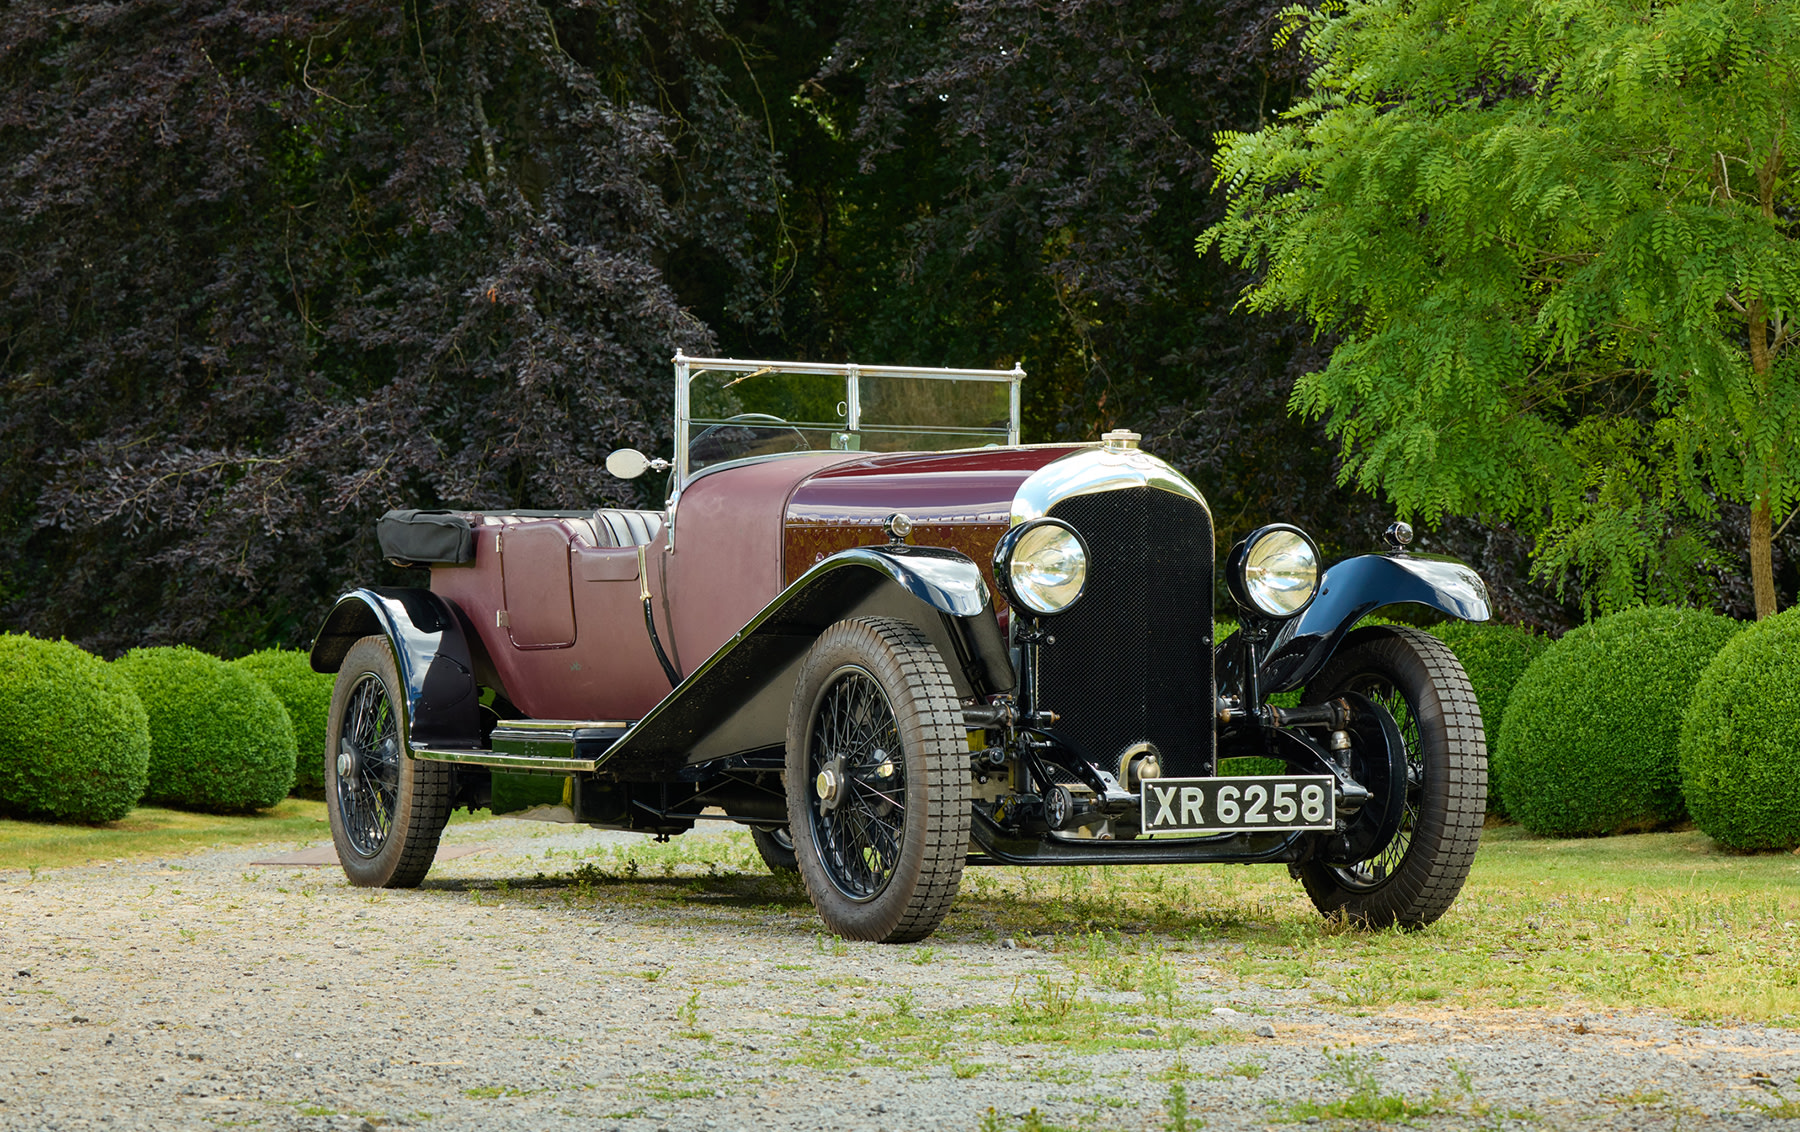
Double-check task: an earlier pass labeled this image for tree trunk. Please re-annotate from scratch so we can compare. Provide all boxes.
[1751,496,1776,619]
[1745,139,1783,620]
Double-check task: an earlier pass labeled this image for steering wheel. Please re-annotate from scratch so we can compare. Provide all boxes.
[688,413,812,464]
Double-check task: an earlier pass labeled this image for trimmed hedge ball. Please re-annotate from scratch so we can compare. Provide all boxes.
[1497,605,1739,837]
[1679,608,1800,851]
[116,645,297,812]
[1428,621,1551,816]
[234,648,333,799]
[0,634,151,822]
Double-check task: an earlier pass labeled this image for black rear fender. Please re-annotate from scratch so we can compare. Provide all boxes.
[309,588,483,749]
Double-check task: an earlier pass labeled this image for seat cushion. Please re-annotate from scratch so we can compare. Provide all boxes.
[593,508,667,548]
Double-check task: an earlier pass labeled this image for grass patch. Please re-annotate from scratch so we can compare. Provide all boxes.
[435,825,1800,1028]
[0,800,333,870]
[0,800,497,872]
[944,827,1800,1027]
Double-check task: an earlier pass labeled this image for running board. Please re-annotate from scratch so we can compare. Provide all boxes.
[411,719,631,773]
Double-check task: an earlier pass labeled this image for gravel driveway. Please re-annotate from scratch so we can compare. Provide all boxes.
[3,818,1796,1132]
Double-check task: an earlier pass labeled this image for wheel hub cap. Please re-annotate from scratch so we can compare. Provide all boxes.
[815,762,845,811]
[336,744,355,778]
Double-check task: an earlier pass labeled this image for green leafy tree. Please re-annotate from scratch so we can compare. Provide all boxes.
[1204,0,1800,616]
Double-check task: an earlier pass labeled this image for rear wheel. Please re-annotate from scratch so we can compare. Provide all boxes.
[325,636,451,888]
[750,826,798,873]
[786,617,970,943]
[1297,626,1486,927]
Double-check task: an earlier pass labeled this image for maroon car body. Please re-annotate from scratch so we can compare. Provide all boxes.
[311,355,1495,942]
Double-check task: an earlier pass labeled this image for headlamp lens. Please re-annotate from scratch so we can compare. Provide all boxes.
[1243,529,1319,617]
[1007,522,1088,614]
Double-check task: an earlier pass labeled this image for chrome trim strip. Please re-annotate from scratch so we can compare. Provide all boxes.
[1009,445,1210,527]
[410,747,600,773]
[673,353,1025,381]
[493,718,632,732]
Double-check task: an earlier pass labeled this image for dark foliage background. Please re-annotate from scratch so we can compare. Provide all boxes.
[0,0,1571,657]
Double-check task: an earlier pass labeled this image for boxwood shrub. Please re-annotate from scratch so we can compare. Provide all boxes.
[1427,621,1551,816]
[1679,608,1800,851]
[116,645,297,812]
[1496,605,1739,837]
[234,648,333,799]
[0,634,151,822]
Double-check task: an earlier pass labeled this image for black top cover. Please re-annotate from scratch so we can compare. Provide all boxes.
[377,510,476,566]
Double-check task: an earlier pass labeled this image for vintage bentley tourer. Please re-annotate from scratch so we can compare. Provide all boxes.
[309,355,1491,942]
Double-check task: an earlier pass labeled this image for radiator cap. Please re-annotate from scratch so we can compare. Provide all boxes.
[1100,429,1142,453]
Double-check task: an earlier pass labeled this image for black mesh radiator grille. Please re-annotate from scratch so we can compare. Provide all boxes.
[1036,487,1214,778]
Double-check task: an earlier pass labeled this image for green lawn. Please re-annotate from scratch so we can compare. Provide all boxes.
[0,799,334,871]
[939,825,1800,1026]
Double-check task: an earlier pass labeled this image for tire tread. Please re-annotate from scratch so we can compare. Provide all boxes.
[787,617,969,943]
[1300,625,1486,928]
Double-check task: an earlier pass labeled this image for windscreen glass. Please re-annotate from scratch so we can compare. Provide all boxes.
[683,366,1016,473]
[687,368,848,473]
[857,375,1012,453]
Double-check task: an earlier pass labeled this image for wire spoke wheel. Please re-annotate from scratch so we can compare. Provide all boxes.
[336,673,401,858]
[786,617,969,943]
[1331,674,1421,891]
[325,636,452,889]
[808,666,907,900]
[1298,626,1486,928]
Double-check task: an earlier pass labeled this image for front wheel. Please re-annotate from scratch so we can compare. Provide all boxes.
[785,617,970,943]
[325,636,452,888]
[1297,626,1486,927]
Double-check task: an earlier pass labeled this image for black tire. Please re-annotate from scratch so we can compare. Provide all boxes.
[1297,625,1486,928]
[325,636,452,888]
[750,826,799,873]
[785,617,970,943]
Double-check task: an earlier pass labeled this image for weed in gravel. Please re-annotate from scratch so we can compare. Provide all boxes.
[1745,1084,1800,1119]
[816,972,871,988]
[907,945,939,965]
[1217,1059,1265,1080]
[814,932,850,956]
[676,987,711,1040]
[1010,972,1083,1023]
[978,1108,1078,1132]
[1163,1082,1194,1132]
[463,1086,530,1099]
[1279,1046,1450,1123]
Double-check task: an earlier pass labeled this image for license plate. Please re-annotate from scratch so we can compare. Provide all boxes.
[1140,775,1336,834]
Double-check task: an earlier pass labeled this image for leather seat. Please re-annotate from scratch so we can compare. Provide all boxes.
[593,508,666,548]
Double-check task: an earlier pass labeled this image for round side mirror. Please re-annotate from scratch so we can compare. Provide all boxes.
[606,449,650,479]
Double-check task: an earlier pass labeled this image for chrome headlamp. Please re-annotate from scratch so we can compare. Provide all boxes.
[994,518,1089,616]
[1227,524,1320,619]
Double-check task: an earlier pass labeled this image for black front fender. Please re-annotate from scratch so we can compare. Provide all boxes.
[594,544,1013,777]
[308,587,482,749]
[1222,553,1490,697]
